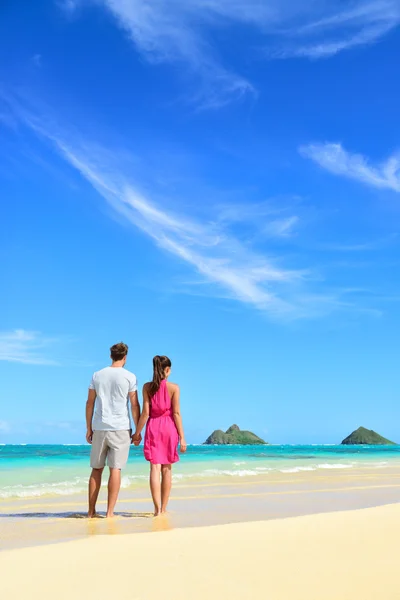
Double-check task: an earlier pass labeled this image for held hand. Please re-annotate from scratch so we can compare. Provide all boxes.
[86,429,93,444]
[131,432,142,446]
[180,438,187,453]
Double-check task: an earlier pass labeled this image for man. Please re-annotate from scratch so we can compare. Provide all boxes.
[86,342,141,518]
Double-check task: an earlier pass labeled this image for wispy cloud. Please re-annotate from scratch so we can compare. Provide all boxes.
[263,216,299,238]
[62,1,400,107]
[93,0,256,110]
[3,95,385,320]
[58,0,80,13]
[4,101,341,319]
[0,330,59,365]
[278,1,400,58]
[300,142,400,192]
[52,148,304,315]
[320,234,398,252]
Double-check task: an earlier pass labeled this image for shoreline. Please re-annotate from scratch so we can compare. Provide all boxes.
[1,503,400,599]
[2,443,399,500]
[2,466,400,550]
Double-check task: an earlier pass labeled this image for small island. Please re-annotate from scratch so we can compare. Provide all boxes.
[341,426,396,445]
[203,424,267,445]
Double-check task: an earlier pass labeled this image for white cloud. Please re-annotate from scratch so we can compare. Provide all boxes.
[58,0,80,13]
[300,142,400,192]
[3,97,383,320]
[319,234,398,252]
[63,0,400,107]
[277,1,400,58]
[263,216,299,238]
[95,0,255,109]
[0,330,59,365]
[8,106,326,317]
[52,148,304,315]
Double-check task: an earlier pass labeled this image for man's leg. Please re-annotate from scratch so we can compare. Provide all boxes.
[107,468,122,518]
[106,430,131,518]
[88,467,104,517]
[88,431,107,518]
[150,464,162,516]
[161,464,172,513]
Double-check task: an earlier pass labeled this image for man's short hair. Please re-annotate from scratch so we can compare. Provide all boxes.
[110,342,128,361]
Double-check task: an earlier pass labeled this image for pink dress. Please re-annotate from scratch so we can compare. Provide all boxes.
[144,380,179,465]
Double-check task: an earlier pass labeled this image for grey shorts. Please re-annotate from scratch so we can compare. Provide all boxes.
[90,430,131,469]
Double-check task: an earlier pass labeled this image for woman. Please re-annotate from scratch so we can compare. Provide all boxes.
[133,355,187,516]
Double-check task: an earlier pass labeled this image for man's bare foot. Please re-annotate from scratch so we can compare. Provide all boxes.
[88,511,99,518]
[154,510,161,517]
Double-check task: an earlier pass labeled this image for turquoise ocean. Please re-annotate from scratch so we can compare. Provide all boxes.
[1,444,399,500]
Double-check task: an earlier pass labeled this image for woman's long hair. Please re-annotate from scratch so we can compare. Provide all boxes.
[149,355,172,398]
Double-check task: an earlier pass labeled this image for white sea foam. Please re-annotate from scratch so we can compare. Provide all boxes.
[121,475,148,488]
[317,463,353,469]
[202,469,259,477]
[0,479,87,499]
[280,466,315,473]
[0,474,151,499]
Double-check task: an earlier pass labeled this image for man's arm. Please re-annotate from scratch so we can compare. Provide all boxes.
[132,384,150,445]
[86,389,96,444]
[129,390,141,430]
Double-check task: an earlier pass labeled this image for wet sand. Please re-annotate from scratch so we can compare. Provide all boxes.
[1,465,400,550]
[1,503,400,599]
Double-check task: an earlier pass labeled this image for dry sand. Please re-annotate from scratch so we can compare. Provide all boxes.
[1,503,399,600]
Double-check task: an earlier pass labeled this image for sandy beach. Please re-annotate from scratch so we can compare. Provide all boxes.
[2,464,400,550]
[1,503,399,599]
[2,448,400,599]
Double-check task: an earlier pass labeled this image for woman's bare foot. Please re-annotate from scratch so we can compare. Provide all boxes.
[106,512,115,518]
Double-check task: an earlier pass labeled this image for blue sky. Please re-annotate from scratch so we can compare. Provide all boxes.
[1,0,400,444]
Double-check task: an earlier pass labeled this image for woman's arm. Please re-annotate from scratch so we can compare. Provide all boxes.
[132,384,150,445]
[171,385,187,453]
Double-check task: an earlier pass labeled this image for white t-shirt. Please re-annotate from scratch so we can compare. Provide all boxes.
[89,366,137,431]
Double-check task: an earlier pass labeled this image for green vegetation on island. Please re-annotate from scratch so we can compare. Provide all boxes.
[341,427,396,445]
[203,424,267,445]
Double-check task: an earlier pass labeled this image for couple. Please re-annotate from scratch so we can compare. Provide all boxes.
[86,342,187,518]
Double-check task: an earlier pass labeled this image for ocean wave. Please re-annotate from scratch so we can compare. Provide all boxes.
[317,463,354,469]
[0,473,152,499]
[203,469,260,477]
[280,466,315,473]
[0,478,88,499]
[121,475,148,487]
[1,459,391,499]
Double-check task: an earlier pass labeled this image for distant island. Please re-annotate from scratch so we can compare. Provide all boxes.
[203,424,267,445]
[341,427,396,445]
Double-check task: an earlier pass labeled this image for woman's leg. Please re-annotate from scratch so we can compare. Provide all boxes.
[161,464,172,513]
[150,464,162,516]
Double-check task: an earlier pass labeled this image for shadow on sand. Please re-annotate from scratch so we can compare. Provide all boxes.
[0,511,154,519]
